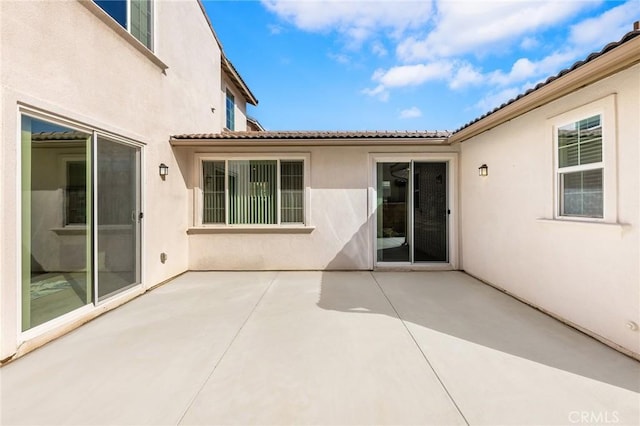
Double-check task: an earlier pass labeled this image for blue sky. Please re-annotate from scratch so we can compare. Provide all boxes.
[203,0,639,131]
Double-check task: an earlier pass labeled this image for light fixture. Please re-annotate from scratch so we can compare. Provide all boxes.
[479,164,488,177]
[159,163,169,179]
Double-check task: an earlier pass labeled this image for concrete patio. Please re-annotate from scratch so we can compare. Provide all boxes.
[1,271,638,425]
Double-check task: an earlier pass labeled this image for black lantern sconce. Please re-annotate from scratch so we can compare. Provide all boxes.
[159,163,169,180]
[478,164,488,177]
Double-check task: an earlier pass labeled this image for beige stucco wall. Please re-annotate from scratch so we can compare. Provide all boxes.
[0,0,239,359]
[459,64,640,357]
[182,144,458,270]
[222,75,248,131]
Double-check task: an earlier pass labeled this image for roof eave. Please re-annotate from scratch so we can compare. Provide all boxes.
[170,137,450,147]
[222,57,259,106]
[449,35,640,144]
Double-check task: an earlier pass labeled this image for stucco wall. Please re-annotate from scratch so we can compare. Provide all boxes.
[459,64,640,357]
[182,144,458,270]
[0,0,234,359]
[222,76,248,131]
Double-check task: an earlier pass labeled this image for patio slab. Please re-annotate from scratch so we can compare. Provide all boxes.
[1,271,638,425]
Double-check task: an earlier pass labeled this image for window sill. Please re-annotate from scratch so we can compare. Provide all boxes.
[187,225,315,235]
[52,225,133,235]
[79,0,168,72]
[536,218,630,235]
[51,226,87,235]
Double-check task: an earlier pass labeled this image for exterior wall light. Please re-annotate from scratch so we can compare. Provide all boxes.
[479,164,488,177]
[159,163,169,179]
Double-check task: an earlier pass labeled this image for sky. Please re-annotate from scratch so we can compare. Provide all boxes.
[203,0,639,131]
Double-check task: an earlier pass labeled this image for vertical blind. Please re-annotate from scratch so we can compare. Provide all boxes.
[203,161,226,223]
[202,159,304,225]
[281,160,304,223]
[229,160,277,224]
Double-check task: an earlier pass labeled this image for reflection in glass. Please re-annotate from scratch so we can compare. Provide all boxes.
[377,163,410,262]
[21,116,92,330]
[97,137,140,300]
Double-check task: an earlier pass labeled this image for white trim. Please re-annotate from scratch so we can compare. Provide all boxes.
[92,131,99,307]
[16,108,145,343]
[194,152,311,227]
[549,94,617,223]
[15,109,23,346]
[368,152,459,270]
[18,104,147,148]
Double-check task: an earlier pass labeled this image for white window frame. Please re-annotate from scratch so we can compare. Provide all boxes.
[225,89,236,131]
[17,106,146,342]
[92,0,155,51]
[368,152,459,270]
[59,155,89,227]
[551,94,617,223]
[195,153,311,227]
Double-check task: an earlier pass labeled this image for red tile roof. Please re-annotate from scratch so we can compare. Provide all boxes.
[171,130,452,140]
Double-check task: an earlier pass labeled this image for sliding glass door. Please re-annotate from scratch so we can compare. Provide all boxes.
[21,117,93,330]
[376,162,410,262]
[376,161,448,265]
[97,137,141,301]
[21,114,141,331]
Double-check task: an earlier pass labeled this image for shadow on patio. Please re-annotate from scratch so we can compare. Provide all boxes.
[317,271,640,394]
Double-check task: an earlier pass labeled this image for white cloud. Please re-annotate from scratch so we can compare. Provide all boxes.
[569,0,639,49]
[449,63,484,89]
[268,24,284,35]
[261,0,433,44]
[399,107,422,119]
[363,61,453,101]
[474,87,522,112]
[371,41,388,57]
[328,52,351,64]
[396,1,592,61]
[520,36,540,50]
[361,84,389,101]
[487,49,577,86]
[373,62,453,87]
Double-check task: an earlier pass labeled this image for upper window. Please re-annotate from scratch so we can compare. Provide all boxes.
[94,0,153,49]
[226,90,235,130]
[557,115,603,218]
[201,158,305,225]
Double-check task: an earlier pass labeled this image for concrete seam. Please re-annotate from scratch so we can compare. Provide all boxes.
[369,271,470,426]
[175,271,280,425]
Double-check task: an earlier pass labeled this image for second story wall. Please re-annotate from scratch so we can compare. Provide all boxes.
[0,0,249,359]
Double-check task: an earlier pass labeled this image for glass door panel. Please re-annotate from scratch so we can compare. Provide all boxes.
[97,137,140,301]
[376,162,410,262]
[413,162,448,262]
[21,116,93,330]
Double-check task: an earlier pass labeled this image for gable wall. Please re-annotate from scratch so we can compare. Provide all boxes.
[459,64,640,357]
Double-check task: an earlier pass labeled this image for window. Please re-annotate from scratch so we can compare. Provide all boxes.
[226,90,235,130]
[557,115,603,218]
[21,112,142,331]
[65,160,87,225]
[94,0,153,49]
[202,158,305,225]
